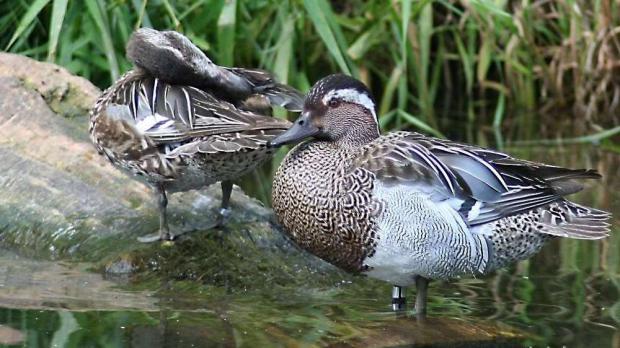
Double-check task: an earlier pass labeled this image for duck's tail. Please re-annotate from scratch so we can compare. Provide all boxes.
[539,200,611,240]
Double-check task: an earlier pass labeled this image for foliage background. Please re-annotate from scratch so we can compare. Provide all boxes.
[2,0,620,146]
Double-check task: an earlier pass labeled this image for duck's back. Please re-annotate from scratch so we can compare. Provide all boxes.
[90,70,290,191]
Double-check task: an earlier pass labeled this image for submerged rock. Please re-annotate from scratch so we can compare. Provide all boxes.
[330,317,525,347]
[0,249,157,311]
[0,325,24,345]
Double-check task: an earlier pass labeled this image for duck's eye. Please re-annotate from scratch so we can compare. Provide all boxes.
[328,99,340,107]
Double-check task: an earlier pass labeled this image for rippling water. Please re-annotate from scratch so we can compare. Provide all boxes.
[0,145,618,347]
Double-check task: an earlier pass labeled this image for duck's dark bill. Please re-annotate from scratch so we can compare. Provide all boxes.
[269,117,320,147]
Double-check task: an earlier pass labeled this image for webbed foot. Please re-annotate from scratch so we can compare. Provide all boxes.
[137,230,175,243]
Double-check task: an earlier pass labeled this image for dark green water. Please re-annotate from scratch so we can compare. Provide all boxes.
[1,145,618,347]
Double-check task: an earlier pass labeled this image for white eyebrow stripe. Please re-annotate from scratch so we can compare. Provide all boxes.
[322,88,377,120]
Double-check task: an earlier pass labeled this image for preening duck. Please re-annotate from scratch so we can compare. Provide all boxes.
[90,28,303,242]
[269,73,611,314]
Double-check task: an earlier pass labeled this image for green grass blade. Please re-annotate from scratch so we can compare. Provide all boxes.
[303,0,351,75]
[316,0,357,76]
[217,0,236,66]
[400,0,411,66]
[428,34,444,108]
[477,34,492,84]
[453,29,473,92]
[379,64,403,117]
[511,126,620,146]
[418,3,431,89]
[274,16,294,83]
[493,91,506,150]
[415,1,433,122]
[162,0,180,29]
[178,1,205,22]
[379,110,397,130]
[47,0,68,62]
[6,0,50,50]
[398,0,412,112]
[347,29,373,60]
[492,92,506,128]
[133,0,151,29]
[398,110,445,138]
[85,0,119,80]
[469,0,517,33]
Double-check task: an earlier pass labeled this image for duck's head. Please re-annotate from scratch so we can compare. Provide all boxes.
[127,28,212,84]
[269,74,379,147]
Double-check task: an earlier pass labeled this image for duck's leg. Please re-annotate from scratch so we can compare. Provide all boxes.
[414,276,429,317]
[391,285,406,311]
[216,180,233,227]
[138,185,172,243]
[137,181,232,243]
[157,187,171,239]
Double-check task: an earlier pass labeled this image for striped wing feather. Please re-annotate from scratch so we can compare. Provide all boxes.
[107,73,291,147]
[355,132,605,226]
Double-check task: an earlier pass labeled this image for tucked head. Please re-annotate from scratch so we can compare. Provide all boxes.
[126,28,212,83]
[269,74,379,147]
[126,28,252,96]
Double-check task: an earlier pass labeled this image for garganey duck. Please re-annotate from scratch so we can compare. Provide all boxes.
[270,74,611,315]
[89,28,302,242]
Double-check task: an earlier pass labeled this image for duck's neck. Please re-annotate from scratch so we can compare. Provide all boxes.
[332,120,380,150]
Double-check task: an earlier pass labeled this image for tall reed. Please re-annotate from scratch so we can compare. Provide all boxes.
[2,0,619,143]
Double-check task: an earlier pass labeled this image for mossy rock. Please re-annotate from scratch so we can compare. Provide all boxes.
[0,53,339,285]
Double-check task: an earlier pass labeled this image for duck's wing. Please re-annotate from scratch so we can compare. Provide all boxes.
[354,131,605,227]
[126,28,305,112]
[101,72,291,146]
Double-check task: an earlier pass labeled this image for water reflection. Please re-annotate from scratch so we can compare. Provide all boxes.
[1,144,618,347]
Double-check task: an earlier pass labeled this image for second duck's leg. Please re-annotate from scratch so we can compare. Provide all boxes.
[391,285,406,311]
[414,276,429,316]
[137,185,171,243]
[157,186,171,239]
[216,180,233,226]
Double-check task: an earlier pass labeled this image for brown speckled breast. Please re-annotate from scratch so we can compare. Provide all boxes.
[272,141,381,272]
